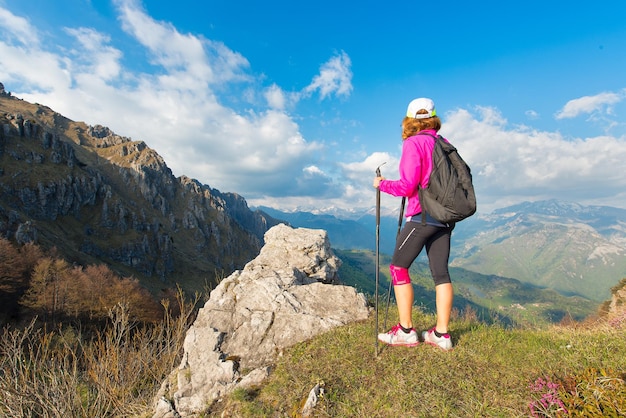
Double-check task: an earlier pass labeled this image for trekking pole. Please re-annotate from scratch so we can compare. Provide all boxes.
[383,196,405,332]
[374,162,385,357]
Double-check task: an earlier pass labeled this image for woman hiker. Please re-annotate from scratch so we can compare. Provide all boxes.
[373,97,454,350]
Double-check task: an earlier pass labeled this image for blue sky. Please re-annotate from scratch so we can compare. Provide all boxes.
[2,0,626,217]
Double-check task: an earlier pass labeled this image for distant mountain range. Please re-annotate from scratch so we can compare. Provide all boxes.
[451,200,626,301]
[257,200,626,302]
[256,205,406,254]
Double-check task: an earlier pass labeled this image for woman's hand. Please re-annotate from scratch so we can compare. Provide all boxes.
[373,176,385,189]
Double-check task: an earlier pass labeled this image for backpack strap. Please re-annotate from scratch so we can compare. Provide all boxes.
[417,131,439,225]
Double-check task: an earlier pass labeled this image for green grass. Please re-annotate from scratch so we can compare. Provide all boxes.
[205,311,626,417]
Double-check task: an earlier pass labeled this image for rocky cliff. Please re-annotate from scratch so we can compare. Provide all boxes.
[0,92,283,294]
[153,224,370,418]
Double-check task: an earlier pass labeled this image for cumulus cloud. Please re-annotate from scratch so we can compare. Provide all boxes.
[0,7,38,44]
[0,1,334,202]
[303,51,353,100]
[443,106,626,211]
[0,9,69,93]
[264,84,287,110]
[285,105,626,214]
[525,109,539,120]
[64,27,122,80]
[114,0,249,86]
[555,91,623,119]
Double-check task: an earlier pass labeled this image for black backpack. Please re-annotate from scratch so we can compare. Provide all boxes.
[418,132,476,225]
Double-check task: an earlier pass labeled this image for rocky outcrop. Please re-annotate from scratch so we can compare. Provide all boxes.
[153,224,370,418]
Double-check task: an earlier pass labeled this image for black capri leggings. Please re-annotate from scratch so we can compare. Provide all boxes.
[391,221,455,286]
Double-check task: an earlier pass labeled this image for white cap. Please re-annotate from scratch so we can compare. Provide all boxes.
[406,98,436,119]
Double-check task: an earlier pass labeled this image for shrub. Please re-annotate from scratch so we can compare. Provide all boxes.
[558,368,626,417]
[529,368,626,417]
[0,289,199,417]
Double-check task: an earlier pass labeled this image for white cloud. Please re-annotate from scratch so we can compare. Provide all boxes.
[64,27,122,80]
[0,7,38,44]
[303,51,353,100]
[444,106,626,212]
[0,1,331,202]
[525,109,539,119]
[0,8,69,93]
[303,165,324,176]
[264,84,286,110]
[555,91,623,119]
[114,0,249,86]
[0,43,69,93]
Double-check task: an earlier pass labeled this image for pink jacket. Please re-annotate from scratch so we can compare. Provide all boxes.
[378,129,442,218]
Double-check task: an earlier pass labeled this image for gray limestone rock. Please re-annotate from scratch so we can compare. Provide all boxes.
[154,224,370,417]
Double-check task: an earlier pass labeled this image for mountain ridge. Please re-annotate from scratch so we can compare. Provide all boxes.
[0,92,283,296]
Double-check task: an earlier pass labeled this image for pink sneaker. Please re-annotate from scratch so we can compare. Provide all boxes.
[378,323,419,347]
[422,327,452,350]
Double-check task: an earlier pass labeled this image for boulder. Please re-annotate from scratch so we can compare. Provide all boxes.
[153,224,370,417]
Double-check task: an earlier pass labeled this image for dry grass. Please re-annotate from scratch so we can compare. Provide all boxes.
[0,289,198,418]
[1,301,624,417]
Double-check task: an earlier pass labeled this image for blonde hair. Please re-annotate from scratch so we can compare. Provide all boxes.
[401,114,441,140]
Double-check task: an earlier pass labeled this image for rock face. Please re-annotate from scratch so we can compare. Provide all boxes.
[154,224,370,417]
[0,92,283,294]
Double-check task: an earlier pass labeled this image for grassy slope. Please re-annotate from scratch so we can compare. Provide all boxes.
[207,314,626,417]
[203,251,624,417]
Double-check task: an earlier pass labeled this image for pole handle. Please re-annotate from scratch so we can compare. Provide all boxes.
[376,162,386,177]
